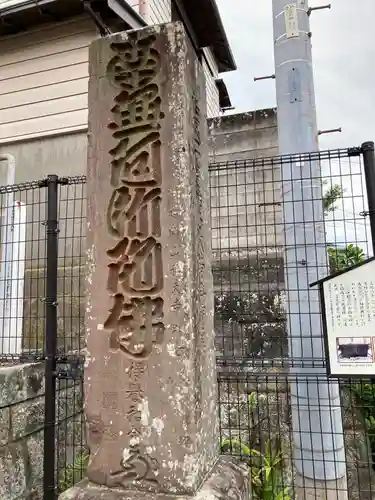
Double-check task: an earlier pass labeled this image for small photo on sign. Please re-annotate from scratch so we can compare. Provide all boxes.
[336,337,374,363]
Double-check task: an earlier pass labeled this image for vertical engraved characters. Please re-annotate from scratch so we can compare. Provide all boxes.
[103,34,164,486]
[105,34,165,363]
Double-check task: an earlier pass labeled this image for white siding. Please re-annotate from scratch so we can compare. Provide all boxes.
[0,16,97,144]
[0,5,221,143]
[0,0,28,8]
[146,0,171,24]
[122,1,171,23]
[125,0,140,14]
[203,48,220,119]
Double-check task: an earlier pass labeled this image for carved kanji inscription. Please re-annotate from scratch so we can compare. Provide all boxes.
[105,34,164,361]
[107,445,159,487]
[103,33,164,486]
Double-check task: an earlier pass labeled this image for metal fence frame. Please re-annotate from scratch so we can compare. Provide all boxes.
[0,143,375,499]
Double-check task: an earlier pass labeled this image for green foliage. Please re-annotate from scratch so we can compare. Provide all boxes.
[323,183,344,216]
[58,449,89,492]
[366,415,375,438]
[327,244,365,272]
[349,382,375,411]
[323,183,365,271]
[221,438,252,457]
[221,437,291,500]
[250,439,291,500]
[221,393,291,500]
[249,390,256,410]
[348,382,375,468]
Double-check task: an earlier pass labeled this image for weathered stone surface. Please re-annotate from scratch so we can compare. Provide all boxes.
[12,398,44,440]
[23,266,85,352]
[83,21,217,496]
[208,108,278,163]
[59,457,248,500]
[0,406,10,445]
[0,443,27,499]
[0,362,44,408]
[213,254,287,362]
[60,20,247,500]
[0,362,84,500]
[26,435,44,494]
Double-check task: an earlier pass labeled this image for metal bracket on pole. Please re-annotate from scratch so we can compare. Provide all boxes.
[308,4,331,15]
[318,127,342,136]
[254,74,275,82]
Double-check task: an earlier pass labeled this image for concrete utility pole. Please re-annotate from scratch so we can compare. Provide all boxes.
[272,0,348,496]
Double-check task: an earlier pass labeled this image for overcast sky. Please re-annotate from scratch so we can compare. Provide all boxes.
[215,0,375,250]
[216,0,375,152]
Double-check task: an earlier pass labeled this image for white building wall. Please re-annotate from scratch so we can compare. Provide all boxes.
[202,48,220,118]
[0,16,96,144]
[0,2,221,144]
[146,0,171,24]
[203,61,220,118]
[127,0,171,23]
[126,0,140,13]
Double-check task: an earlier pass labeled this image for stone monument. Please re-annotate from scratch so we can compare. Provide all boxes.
[60,22,248,500]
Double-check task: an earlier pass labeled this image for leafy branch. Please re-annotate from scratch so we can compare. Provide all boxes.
[323,183,344,216]
[59,448,89,492]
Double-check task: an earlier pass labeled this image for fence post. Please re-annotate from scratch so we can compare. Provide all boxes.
[43,174,59,500]
[362,141,375,252]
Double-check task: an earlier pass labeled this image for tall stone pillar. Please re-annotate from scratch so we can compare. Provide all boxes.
[60,22,247,500]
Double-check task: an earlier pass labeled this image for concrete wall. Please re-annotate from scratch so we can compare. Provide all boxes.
[0,132,87,183]
[0,137,86,353]
[208,109,285,362]
[208,108,278,162]
[208,109,281,253]
[0,362,84,500]
[0,108,278,182]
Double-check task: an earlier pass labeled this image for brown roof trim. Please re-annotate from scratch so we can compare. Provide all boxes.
[179,0,236,73]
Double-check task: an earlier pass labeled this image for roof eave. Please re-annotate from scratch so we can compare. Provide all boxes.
[107,0,146,29]
[208,0,236,72]
[180,0,236,73]
[0,0,55,15]
[0,0,146,29]
[0,0,236,72]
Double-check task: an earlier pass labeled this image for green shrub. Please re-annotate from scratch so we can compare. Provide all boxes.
[58,449,89,492]
[327,244,365,272]
[221,393,291,499]
[221,437,291,500]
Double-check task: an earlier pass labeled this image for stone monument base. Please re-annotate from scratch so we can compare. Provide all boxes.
[59,457,248,500]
